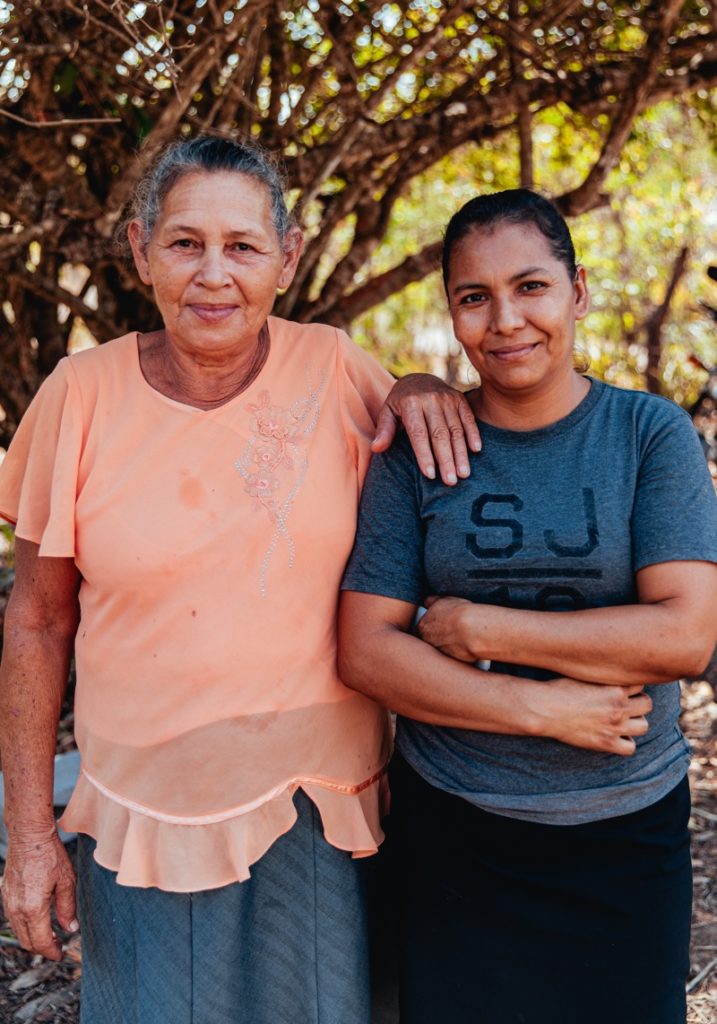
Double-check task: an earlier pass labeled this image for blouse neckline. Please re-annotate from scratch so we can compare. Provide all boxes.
[470,378,603,447]
[131,320,277,415]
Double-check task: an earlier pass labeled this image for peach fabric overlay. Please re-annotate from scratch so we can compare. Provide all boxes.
[0,318,393,892]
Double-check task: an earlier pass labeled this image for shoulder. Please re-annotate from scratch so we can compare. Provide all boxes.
[589,378,696,450]
[268,316,389,379]
[591,378,692,426]
[50,334,138,400]
[365,429,419,485]
[588,381,710,496]
[62,333,137,376]
[33,335,140,419]
[267,315,342,353]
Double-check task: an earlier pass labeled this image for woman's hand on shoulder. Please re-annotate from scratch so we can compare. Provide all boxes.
[372,373,481,485]
[532,679,653,755]
[2,830,78,961]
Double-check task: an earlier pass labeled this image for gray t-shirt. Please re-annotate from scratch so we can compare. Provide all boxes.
[343,379,717,824]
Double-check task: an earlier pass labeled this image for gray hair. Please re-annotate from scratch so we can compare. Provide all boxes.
[123,134,292,251]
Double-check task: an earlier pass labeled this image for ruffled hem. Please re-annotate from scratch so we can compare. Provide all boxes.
[59,769,388,892]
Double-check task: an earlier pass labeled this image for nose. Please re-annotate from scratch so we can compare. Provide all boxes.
[490,294,525,335]
[195,246,231,288]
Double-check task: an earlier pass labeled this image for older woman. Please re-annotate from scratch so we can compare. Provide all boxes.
[340,190,717,1024]
[0,135,486,1024]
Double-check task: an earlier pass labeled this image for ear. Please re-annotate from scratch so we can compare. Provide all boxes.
[573,265,590,321]
[277,226,304,291]
[127,220,153,286]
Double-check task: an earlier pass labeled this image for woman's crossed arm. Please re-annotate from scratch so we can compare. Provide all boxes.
[339,590,652,756]
[416,561,717,686]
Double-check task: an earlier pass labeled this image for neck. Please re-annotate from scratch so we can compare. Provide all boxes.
[471,370,590,431]
[138,325,269,409]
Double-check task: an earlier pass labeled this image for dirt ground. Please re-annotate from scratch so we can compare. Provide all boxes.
[681,676,717,1024]
[1,678,716,1023]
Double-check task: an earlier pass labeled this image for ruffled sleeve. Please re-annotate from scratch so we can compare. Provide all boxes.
[334,329,393,485]
[0,358,83,557]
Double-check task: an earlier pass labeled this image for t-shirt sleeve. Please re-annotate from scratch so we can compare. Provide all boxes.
[342,434,427,605]
[0,358,83,557]
[632,400,717,572]
[335,329,393,486]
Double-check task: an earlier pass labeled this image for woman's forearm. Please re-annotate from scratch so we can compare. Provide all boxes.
[0,624,75,837]
[455,604,708,685]
[0,543,81,961]
[339,618,538,735]
[338,593,652,755]
[419,562,717,686]
[0,544,79,838]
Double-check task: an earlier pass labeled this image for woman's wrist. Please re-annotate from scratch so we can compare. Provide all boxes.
[462,603,499,663]
[6,822,60,847]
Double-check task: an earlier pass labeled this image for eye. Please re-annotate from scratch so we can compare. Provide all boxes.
[171,238,199,250]
[459,292,488,306]
[519,280,547,293]
[230,241,254,252]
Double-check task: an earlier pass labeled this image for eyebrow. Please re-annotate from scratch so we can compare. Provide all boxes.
[453,266,551,293]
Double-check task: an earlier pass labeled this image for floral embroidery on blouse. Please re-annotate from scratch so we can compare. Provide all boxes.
[236,367,325,596]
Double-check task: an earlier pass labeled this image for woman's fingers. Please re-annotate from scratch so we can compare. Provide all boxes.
[7,899,63,961]
[370,404,398,455]
[417,394,477,484]
[546,679,654,755]
[52,856,78,934]
[374,377,481,484]
[2,834,77,960]
[609,735,638,757]
[24,911,63,962]
[622,715,650,737]
[605,688,652,751]
[457,395,482,454]
[8,914,33,956]
[627,691,653,717]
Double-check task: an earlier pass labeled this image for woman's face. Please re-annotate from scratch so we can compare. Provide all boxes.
[446,221,589,398]
[129,171,302,357]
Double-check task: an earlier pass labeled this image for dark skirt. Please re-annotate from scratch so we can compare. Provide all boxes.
[77,790,371,1024]
[387,753,692,1024]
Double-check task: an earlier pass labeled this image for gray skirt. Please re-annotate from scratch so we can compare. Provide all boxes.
[77,790,371,1024]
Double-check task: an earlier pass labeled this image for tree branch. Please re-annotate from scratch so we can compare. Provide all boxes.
[95,1,262,237]
[0,109,122,129]
[319,240,444,326]
[9,271,118,343]
[644,245,689,394]
[555,0,685,216]
[509,0,534,189]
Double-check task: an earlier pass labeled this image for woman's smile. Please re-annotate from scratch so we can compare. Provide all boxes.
[188,303,241,323]
[488,341,541,361]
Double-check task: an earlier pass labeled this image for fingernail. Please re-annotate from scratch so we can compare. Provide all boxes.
[447,472,457,485]
[472,440,482,451]
[69,920,79,932]
[458,463,469,476]
[426,465,436,480]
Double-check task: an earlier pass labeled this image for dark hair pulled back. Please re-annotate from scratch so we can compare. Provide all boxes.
[441,189,577,290]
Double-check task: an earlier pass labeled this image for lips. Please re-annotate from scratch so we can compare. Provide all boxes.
[489,342,540,361]
[189,304,238,323]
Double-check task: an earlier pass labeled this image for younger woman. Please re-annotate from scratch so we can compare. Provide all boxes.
[340,189,717,1024]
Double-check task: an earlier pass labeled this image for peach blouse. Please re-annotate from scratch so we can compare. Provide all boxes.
[0,317,393,892]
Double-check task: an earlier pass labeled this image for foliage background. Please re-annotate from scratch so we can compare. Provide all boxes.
[0,0,716,443]
[355,98,717,403]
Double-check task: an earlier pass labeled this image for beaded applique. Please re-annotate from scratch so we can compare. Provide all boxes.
[236,367,325,596]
